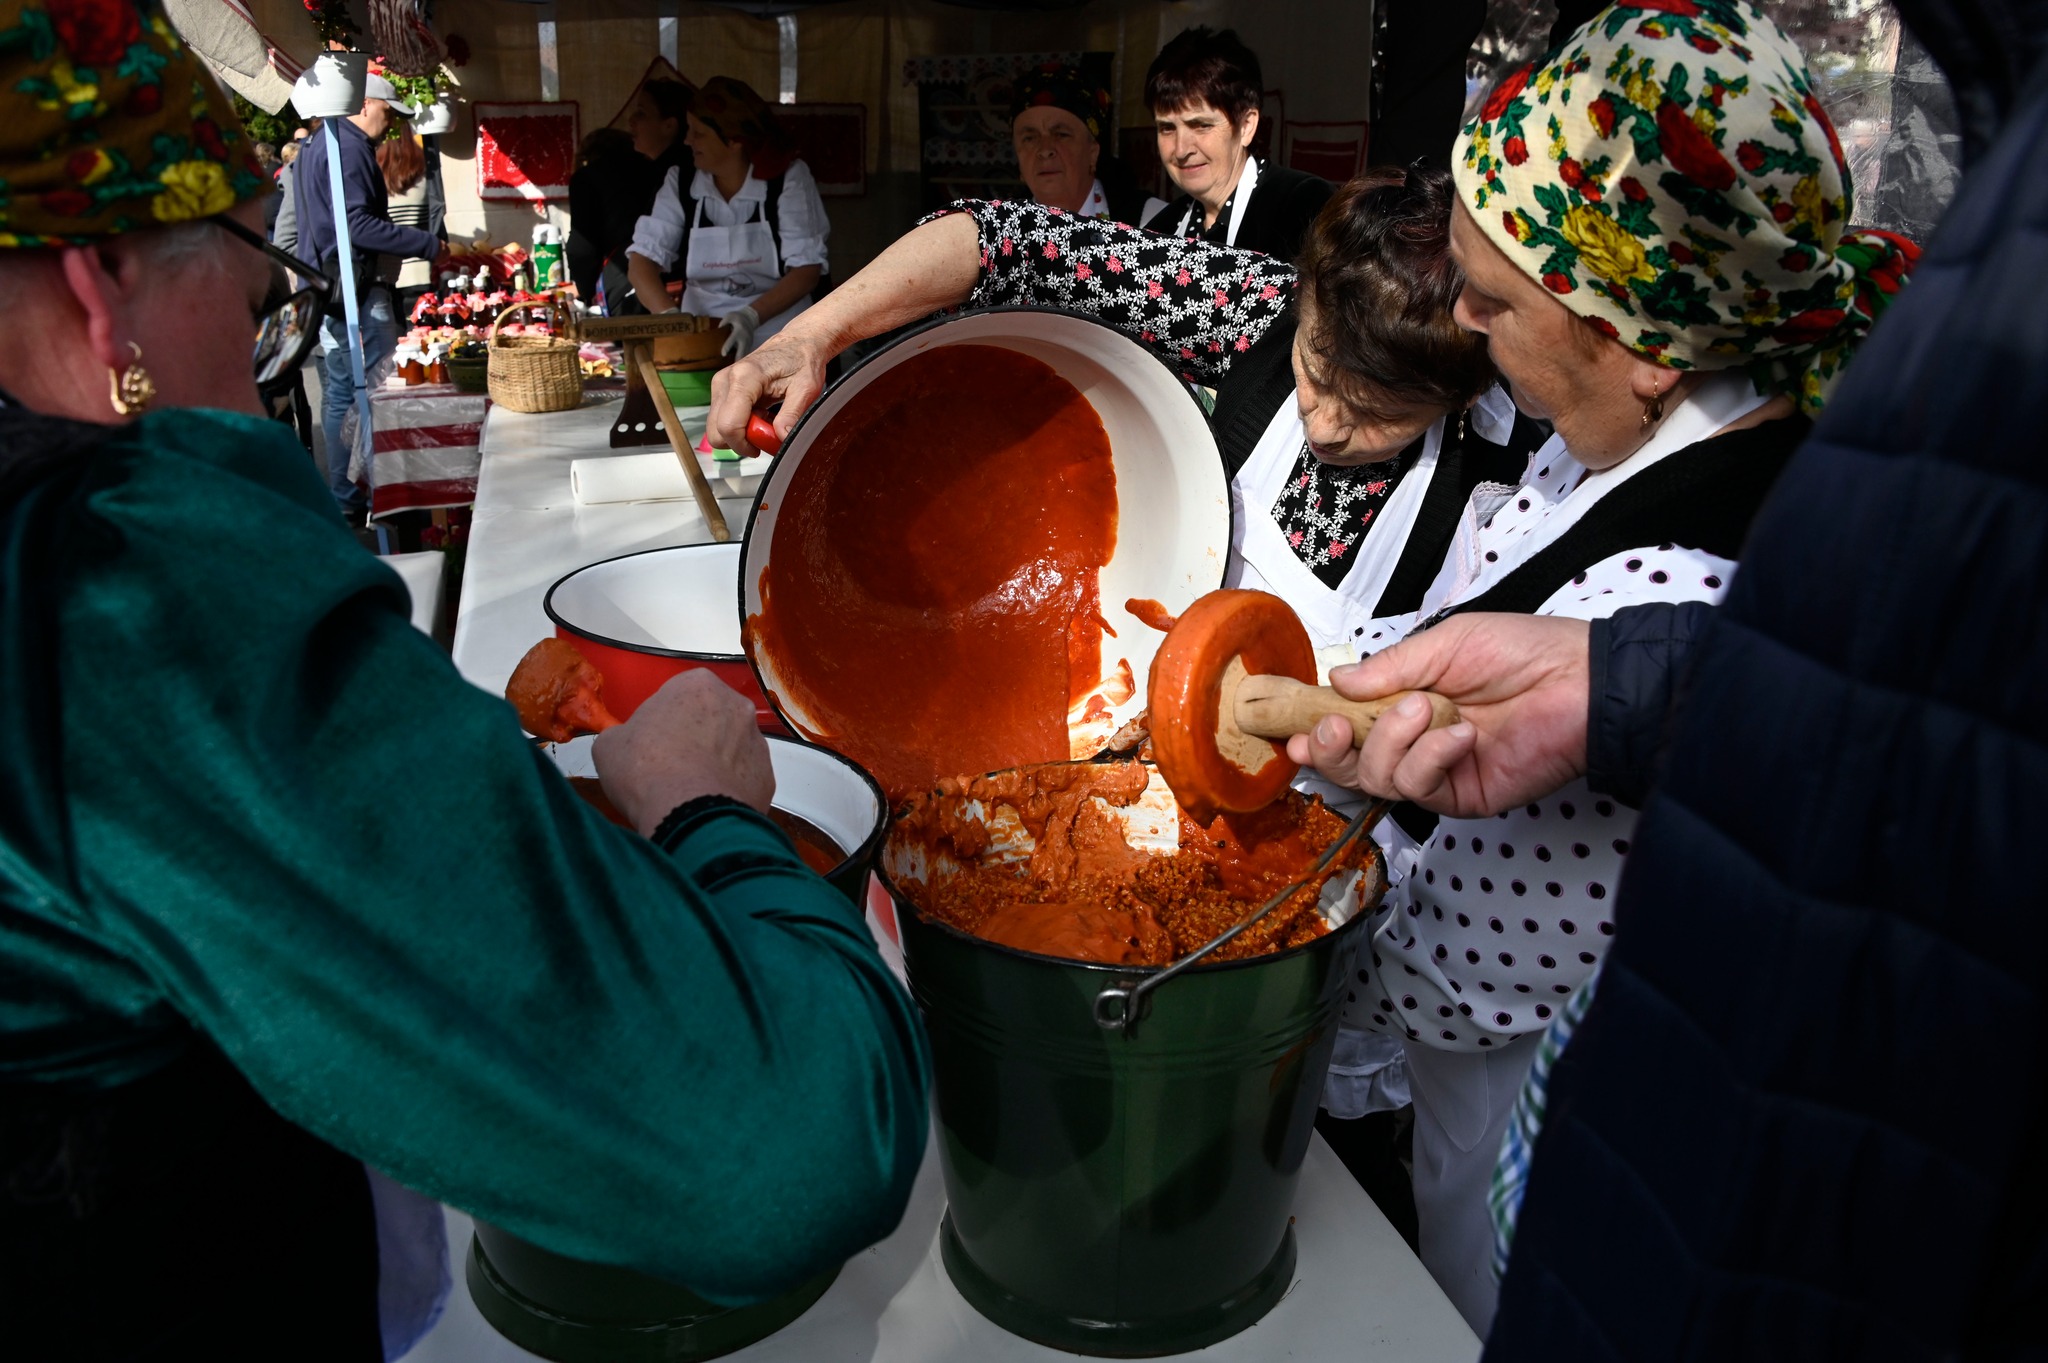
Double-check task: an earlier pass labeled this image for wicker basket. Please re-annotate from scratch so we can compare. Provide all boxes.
[487,300,582,413]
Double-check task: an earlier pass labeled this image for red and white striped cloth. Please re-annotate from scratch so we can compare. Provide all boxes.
[369,386,489,521]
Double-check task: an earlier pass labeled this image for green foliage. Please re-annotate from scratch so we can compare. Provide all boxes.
[231,93,301,150]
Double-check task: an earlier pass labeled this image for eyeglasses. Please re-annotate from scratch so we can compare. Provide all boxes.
[208,214,336,389]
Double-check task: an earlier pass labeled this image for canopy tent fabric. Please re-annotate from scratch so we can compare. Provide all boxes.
[163,0,302,114]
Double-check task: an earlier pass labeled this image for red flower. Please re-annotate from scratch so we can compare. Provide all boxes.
[1365,480,1389,495]
[1779,247,1813,272]
[1147,278,1164,298]
[1620,177,1648,202]
[1668,242,1696,264]
[123,82,161,116]
[1586,316,1621,340]
[41,189,91,217]
[1074,263,1092,281]
[1689,34,1722,54]
[1773,307,1845,346]
[1213,288,1229,308]
[1559,157,1586,189]
[1328,540,1349,557]
[192,118,228,164]
[1736,141,1767,174]
[1175,268,1192,286]
[48,0,141,66]
[1629,0,1699,12]
[1000,236,1013,256]
[1543,271,1573,293]
[65,148,101,182]
[1106,255,1123,273]
[1260,284,1279,300]
[1481,62,1535,123]
[1234,335,1250,352]
[1179,346,1196,359]
[1656,98,1735,191]
[1771,201,1796,223]
[1589,95,1619,140]
[1042,242,1059,260]
[1503,136,1530,166]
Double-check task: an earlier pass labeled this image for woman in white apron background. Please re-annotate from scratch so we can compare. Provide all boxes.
[1137,26,1334,264]
[625,76,828,358]
[1295,2,1921,1335]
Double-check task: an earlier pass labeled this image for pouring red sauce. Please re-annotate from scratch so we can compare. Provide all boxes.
[749,344,1119,801]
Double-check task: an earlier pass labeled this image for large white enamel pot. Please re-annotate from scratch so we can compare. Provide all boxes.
[737,307,1233,760]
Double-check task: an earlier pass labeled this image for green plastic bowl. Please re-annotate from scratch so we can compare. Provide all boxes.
[658,369,715,409]
[447,354,489,393]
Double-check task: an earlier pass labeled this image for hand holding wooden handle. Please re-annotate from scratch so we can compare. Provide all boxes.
[1233,674,1460,746]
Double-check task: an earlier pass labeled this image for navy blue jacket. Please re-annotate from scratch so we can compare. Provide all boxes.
[292,118,439,301]
[1488,2,2048,1359]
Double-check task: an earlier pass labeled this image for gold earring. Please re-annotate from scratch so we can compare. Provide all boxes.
[109,342,154,417]
[1639,379,1666,432]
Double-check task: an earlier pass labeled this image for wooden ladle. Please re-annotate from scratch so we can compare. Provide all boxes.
[1146,589,1460,819]
[506,637,621,742]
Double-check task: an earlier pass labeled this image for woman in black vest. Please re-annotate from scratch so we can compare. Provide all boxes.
[1279,2,1919,1333]
[1140,26,1334,262]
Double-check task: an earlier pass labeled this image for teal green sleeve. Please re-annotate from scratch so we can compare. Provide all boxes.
[52,410,929,1303]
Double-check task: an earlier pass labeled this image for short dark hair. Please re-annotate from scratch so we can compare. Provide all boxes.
[1144,27,1262,126]
[1295,163,1496,419]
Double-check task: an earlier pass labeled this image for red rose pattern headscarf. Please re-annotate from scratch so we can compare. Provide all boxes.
[1456,0,1918,411]
[0,0,268,246]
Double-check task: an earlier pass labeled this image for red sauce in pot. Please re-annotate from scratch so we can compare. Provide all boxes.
[749,345,1119,801]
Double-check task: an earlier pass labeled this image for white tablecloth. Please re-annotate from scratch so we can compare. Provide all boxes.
[437,396,1480,1363]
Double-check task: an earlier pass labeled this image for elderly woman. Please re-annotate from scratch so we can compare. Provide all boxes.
[1285,0,1918,1332]
[1008,62,1150,224]
[1140,26,1333,259]
[624,76,828,355]
[712,164,1548,701]
[0,7,927,1356]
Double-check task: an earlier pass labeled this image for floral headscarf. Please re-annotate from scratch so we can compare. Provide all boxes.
[1009,62,1111,144]
[0,0,268,246]
[1456,0,1918,411]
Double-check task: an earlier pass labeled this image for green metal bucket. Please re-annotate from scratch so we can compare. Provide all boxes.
[880,776,1378,1357]
[467,1225,837,1363]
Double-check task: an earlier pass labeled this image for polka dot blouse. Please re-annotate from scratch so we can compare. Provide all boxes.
[1339,452,1741,1055]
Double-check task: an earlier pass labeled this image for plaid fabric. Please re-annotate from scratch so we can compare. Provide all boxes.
[1490,964,1603,1281]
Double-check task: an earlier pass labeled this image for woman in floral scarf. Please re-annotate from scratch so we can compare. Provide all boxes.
[1290,0,1919,1333]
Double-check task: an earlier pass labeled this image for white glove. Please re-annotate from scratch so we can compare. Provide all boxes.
[720,305,761,358]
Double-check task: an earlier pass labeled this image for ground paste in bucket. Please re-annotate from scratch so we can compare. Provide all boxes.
[895,760,1356,965]
[747,344,1118,801]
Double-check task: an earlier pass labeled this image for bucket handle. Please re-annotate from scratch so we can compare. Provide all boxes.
[1092,799,1389,1037]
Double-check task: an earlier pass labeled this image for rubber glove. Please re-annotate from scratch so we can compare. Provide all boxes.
[721,305,762,358]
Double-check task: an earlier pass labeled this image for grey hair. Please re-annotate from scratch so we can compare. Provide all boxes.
[139,221,230,269]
